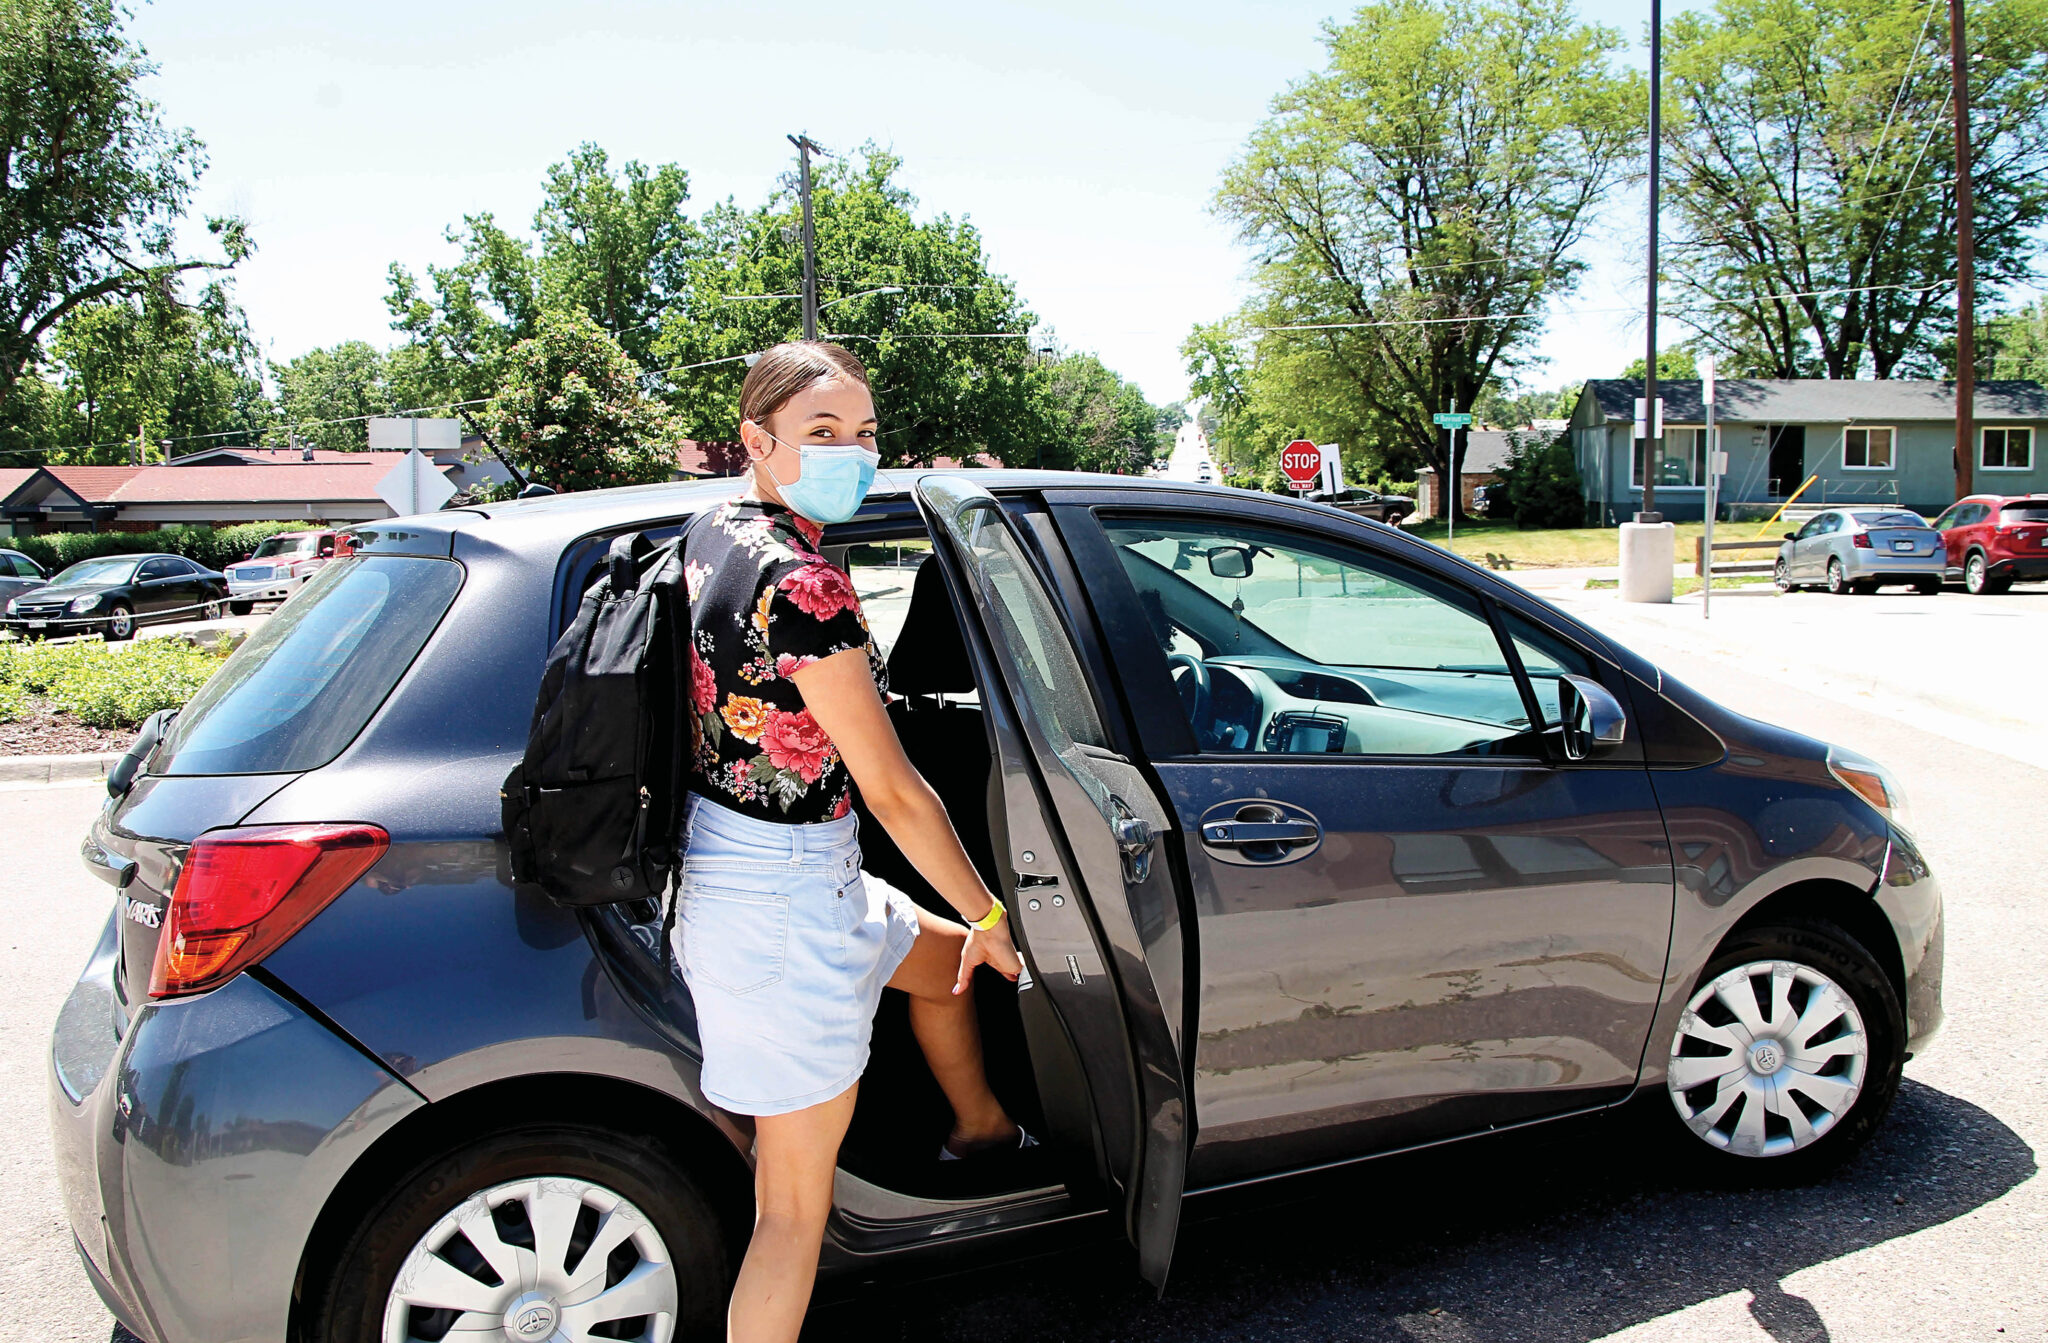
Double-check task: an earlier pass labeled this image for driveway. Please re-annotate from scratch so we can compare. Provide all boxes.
[9,603,2043,1342]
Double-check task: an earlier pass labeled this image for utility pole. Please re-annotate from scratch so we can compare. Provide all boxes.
[1949,0,1975,502]
[788,134,823,341]
[1640,0,1663,524]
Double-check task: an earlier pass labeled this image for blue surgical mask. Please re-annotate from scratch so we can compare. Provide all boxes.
[762,434,880,525]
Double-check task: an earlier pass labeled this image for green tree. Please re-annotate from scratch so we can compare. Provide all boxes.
[483,309,678,493]
[44,281,269,462]
[387,142,698,438]
[1033,352,1161,473]
[0,0,248,417]
[1207,0,1638,514]
[1983,298,2048,379]
[653,147,1044,467]
[1619,347,1700,380]
[270,341,412,451]
[1664,0,2048,378]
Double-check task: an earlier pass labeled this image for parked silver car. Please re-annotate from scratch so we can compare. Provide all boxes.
[1775,508,1943,595]
[0,547,47,606]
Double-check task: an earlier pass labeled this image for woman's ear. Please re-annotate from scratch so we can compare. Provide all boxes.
[739,419,771,460]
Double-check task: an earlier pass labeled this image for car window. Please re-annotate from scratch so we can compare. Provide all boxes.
[136,558,177,580]
[1795,516,1826,540]
[2000,503,2048,523]
[1853,511,1923,528]
[54,558,138,586]
[1931,505,1962,531]
[1497,609,1596,730]
[153,556,464,776]
[1100,517,1542,758]
[6,553,38,577]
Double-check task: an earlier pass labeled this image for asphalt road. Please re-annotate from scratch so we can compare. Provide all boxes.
[8,632,2042,1342]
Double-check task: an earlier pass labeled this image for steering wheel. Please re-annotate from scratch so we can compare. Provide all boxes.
[1166,652,1211,732]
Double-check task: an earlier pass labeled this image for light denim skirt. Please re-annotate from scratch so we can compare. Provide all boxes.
[671,794,921,1116]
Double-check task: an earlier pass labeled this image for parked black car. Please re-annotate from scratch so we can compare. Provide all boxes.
[4,552,225,639]
[1307,486,1415,525]
[54,473,1942,1343]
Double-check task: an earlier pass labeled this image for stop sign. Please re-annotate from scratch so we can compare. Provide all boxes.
[1279,440,1321,489]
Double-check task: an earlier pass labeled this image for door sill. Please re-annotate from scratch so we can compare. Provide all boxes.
[830,1167,1076,1250]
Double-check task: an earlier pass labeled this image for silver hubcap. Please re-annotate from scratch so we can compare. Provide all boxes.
[110,610,130,635]
[383,1176,678,1343]
[1667,959,1868,1158]
[1969,556,1985,590]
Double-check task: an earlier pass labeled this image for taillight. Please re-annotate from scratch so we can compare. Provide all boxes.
[149,824,388,998]
[1852,531,1873,548]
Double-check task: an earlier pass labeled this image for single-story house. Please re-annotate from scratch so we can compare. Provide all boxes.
[0,468,35,535]
[1569,379,2048,523]
[0,453,460,533]
[1416,429,1519,520]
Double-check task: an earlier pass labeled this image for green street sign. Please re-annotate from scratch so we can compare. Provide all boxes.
[1432,412,1473,428]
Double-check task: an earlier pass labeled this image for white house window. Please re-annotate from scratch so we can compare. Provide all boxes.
[1634,427,1708,488]
[1982,426,2033,471]
[1842,426,1894,470]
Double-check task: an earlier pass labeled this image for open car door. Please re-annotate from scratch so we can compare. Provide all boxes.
[915,475,1188,1289]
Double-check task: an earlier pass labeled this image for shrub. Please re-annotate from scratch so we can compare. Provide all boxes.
[0,636,226,728]
[11,521,310,576]
[1490,430,1584,529]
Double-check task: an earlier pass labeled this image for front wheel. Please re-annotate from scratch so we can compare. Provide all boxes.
[105,602,134,641]
[1773,558,1794,592]
[228,599,253,616]
[1663,918,1904,1184]
[1916,578,1942,595]
[1965,552,1995,594]
[1825,558,1851,595]
[309,1123,730,1343]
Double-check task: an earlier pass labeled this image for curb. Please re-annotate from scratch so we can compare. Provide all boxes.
[0,751,120,785]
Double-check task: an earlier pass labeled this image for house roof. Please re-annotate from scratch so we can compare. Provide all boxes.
[1583,378,2048,424]
[107,461,452,505]
[39,466,146,501]
[0,468,33,499]
[1415,429,1525,476]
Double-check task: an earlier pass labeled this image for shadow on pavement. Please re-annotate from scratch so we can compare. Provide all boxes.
[808,1078,2032,1342]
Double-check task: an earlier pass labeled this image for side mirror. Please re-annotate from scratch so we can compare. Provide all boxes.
[1556,674,1628,762]
[1206,545,1252,579]
[240,552,252,561]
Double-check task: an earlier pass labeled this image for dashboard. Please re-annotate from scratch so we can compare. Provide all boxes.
[1181,655,1534,757]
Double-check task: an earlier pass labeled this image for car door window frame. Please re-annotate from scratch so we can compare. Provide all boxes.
[1057,503,1602,768]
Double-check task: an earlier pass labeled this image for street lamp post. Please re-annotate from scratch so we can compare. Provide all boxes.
[1618,0,1677,604]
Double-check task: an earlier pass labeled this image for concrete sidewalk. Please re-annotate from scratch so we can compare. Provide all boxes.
[1527,576,2048,767]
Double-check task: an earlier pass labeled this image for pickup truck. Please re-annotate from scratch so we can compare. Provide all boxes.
[221,529,354,612]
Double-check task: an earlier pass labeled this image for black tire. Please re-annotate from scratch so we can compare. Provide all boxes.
[104,602,134,641]
[228,599,252,616]
[308,1123,730,1343]
[1773,557,1794,592]
[1825,558,1851,595]
[1916,578,1941,595]
[1659,917,1905,1187]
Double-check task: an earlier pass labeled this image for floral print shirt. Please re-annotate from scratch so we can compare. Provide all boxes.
[683,497,885,823]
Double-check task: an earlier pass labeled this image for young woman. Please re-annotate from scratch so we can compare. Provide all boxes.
[676,341,1029,1341]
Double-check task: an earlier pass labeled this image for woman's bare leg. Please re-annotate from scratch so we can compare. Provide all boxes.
[887,903,1018,1150]
[729,1085,858,1343]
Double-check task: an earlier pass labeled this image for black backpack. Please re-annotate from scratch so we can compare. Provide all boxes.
[501,518,704,921]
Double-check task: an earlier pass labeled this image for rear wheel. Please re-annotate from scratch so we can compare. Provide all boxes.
[228,599,253,616]
[1916,578,1941,595]
[310,1123,729,1343]
[1662,918,1903,1184]
[1825,558,1850,595]
[1964,552,2002,594]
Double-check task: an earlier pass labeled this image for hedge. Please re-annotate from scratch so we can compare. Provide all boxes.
[0,637,228,728]
[9,521,311,576]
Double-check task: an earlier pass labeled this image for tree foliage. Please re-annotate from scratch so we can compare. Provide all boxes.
[1983,297,2048,379]
[652,148,1048,467]
[269,341,440,451]
[482,309,678,493]
[0,0,246,417]
[1663,0,2048,377]
[1204,0,1638,511]
[1033,352,1161,473]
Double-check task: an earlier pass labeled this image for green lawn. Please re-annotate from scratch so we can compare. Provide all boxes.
[1583,573,1776,595]
[1400,520,1781,569]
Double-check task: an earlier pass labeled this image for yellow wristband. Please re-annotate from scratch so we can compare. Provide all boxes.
[970,895,1006,932]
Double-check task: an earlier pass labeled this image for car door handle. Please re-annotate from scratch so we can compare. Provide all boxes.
[1201,821,1320,846]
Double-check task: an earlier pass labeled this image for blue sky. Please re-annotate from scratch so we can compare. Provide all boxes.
[133,0,1707,407]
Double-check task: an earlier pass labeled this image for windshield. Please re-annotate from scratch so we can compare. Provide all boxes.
[250,535,319,559]
[153,555,462,775]
[50,558,138,587]
[1852,511,1926,528]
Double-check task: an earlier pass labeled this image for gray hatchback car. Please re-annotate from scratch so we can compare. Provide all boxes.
[1775,507,1945,594]
[52,473,1943,1343]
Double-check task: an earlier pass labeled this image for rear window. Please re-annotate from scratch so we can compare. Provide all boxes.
[1852,511,1926,528]
[153,555,462,776]
[2000,504,2048,523]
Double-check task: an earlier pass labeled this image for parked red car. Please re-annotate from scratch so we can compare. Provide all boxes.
[1930,493,2048,593]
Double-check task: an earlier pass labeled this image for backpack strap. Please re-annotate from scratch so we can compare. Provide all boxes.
[607,531,650,595]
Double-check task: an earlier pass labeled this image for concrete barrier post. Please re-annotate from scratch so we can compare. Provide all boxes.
[1619,521,1676,603]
